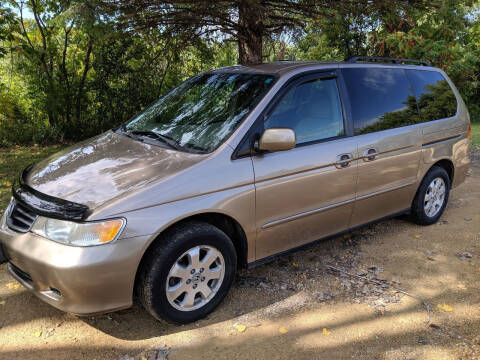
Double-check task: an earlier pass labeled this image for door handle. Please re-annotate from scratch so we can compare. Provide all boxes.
[335,153,353,169]
[362,148,378,162]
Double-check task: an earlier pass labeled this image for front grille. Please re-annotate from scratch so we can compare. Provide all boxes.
[6,200,38,232]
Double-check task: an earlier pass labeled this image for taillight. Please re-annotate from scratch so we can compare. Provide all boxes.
[467,123,472,139]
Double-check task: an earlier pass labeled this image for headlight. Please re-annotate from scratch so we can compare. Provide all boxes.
[31,217,125,246]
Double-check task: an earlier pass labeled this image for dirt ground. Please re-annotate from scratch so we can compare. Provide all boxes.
[0,153,479,360]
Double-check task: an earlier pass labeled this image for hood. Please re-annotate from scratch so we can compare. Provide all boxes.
[26,131,205,209]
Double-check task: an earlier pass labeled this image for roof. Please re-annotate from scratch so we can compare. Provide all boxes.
[211,61,338,75]
[211,60,436,76]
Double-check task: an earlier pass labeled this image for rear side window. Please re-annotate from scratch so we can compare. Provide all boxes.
[406,70,457,121]
[342,68,420,135]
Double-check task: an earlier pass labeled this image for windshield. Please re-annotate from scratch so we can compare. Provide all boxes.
[122,72,276,153]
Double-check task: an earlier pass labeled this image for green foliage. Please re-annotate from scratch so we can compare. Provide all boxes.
[0,145,63,209]
[369,0,480,121]
[0,1,236,146]
[0,6,15,58]
[293,24,344,61]
[0,0,479,147]
[472,122,480,149]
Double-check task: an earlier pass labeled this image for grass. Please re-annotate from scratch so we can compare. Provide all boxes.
[0,145,63,211]
[0,124,478,212]
[471,122,480,150]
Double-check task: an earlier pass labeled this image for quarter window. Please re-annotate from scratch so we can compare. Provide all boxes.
[342,68,420,135]
[406,70,457,121]
[264,78,344,144]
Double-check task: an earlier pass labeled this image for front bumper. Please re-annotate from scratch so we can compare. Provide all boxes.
[0,216,150,315]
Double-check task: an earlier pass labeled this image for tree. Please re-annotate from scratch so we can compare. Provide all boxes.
[0,5,16,59]
[4,0,98,131]
[1,0,230,144]
[369,0,480,119]
[1,0,478,146]
[97,0,344,65]
[98,0,435,65]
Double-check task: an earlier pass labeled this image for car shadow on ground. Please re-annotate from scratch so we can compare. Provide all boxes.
[0,288,478,359]
[80,269,302,340]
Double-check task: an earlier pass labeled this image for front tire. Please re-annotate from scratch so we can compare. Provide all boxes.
[137,221,237,323]
[411,166,450,225]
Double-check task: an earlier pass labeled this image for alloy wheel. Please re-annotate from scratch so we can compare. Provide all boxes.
[165,245,225,311]
[424,177,446,217]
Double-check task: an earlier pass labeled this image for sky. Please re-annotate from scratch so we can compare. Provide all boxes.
[8,4,34,19]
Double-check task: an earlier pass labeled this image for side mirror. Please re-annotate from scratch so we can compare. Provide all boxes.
[257,128,296,152]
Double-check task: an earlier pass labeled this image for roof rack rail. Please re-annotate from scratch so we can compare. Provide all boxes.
[345,56,431,67]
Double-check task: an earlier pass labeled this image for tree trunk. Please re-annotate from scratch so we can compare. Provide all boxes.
[237,0,264,65]
[75,36,93,125]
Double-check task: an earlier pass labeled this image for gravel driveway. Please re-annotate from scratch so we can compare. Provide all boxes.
[0,152,479,360]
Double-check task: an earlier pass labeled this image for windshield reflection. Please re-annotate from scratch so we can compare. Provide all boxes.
[123,73,276,152]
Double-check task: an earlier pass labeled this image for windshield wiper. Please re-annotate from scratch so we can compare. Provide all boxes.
[182,143,208,153]
[118,127,206,153]
[129,130,185,151]
[117,125,140,141]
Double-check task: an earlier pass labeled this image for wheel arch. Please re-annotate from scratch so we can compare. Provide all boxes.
[180,212,249,269]
[415,158,454,201]
[134,212,249,293]
[411,158,453,225]
[430,158,454,185]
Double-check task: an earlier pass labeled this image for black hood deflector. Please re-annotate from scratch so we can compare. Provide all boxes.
[12,165,90,221]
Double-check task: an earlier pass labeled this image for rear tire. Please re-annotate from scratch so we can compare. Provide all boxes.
[411,166,450,225]
[137,221,236,323]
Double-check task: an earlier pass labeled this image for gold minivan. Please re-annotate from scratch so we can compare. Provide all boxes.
[0,57,471,323]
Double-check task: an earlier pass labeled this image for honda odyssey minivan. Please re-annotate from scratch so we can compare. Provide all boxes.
[0,57,471,323]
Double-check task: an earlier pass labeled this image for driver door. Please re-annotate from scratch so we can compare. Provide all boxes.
[252,71,358,259]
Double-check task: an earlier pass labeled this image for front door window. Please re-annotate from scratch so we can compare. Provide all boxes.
[264,78,344,145]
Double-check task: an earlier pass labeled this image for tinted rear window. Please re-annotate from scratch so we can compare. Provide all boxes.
[342,68,420,135]
[405,70,457,122]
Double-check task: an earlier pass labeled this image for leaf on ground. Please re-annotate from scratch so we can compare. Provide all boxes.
[279,326,288,334]
[292,262,299,268]
[413,234,421,239]
[0,300,5,306]
[234,324,246,333]
[34,331,42,337]
[322,328,332,336]
[6,282,20,289]
[437,303,453,312]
